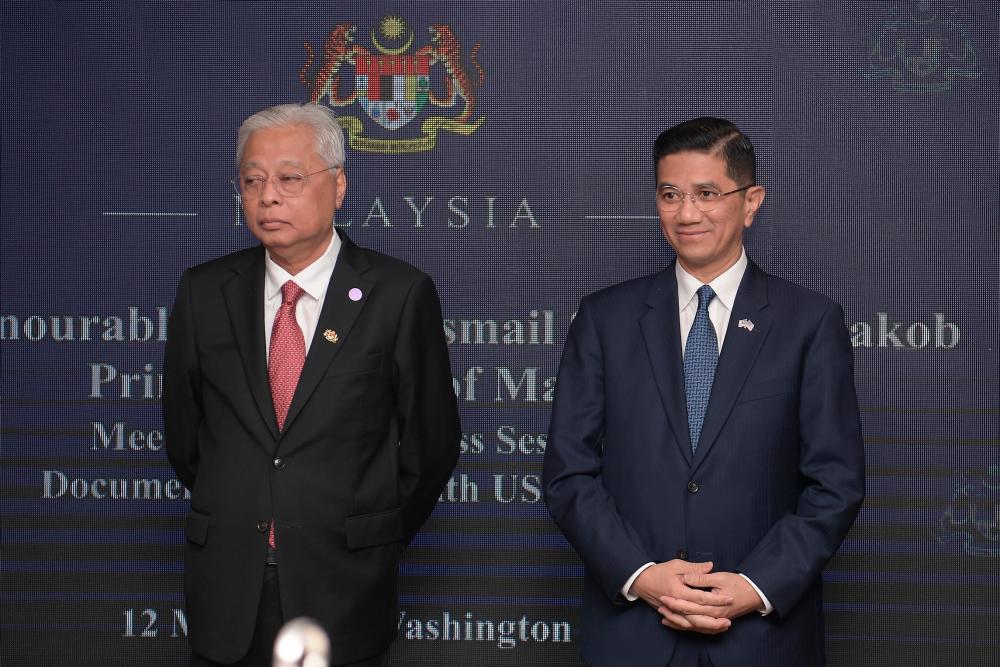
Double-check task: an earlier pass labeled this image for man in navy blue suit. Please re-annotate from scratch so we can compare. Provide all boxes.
[543,117,865,667]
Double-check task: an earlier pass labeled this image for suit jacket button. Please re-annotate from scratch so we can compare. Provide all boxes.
[273,457,285,470]
[687,481,699,494]
[676,548,689,560]
[256,521,269,533]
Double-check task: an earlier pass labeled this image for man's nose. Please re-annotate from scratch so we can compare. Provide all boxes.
[676,195,703,222]
[258,177,282,205]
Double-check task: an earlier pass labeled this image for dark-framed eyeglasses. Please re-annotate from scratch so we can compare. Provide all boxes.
[655,184,754,212]
[231,165,337,197]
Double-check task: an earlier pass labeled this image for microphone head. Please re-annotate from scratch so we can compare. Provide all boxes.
[272,617,330,667]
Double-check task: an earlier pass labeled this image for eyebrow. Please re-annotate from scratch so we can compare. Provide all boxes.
[240,158,309,171]
[657,180,723,190]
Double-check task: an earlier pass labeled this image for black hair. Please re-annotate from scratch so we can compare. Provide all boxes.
[653,117,756,186]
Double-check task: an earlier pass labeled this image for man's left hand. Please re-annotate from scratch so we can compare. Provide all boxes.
[657,571,763,627]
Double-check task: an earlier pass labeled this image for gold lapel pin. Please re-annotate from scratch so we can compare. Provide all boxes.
[323,329,339,343]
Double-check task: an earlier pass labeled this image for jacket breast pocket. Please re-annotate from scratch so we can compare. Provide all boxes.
[319,352,389,415]
[328,352,383,378]
[737,377,795,404]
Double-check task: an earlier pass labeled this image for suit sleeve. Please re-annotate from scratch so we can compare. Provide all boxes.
[737,300,866,616]
[162,270,203,491]
[393,274,462,540]
[543,298,655,604]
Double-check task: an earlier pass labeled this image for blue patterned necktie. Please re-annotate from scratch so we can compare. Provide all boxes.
[684,285,718,452]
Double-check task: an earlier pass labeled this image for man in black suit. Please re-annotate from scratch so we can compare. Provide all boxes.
[163,103,461,667]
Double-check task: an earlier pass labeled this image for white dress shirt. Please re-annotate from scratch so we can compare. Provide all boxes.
[676,250,746,356]
[622,248,774,615]
[263,231,342,359]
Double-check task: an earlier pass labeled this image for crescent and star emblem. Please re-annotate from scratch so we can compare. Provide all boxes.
[371,15,413,56]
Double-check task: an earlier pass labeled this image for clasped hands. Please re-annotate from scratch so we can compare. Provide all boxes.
[629,560,763,634]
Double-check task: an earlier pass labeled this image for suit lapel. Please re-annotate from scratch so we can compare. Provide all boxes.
[692,261,772,470]
[639,265,694,465]
[280,232,374,437]
[221,247,280,442]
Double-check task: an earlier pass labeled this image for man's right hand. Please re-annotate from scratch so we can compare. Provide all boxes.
[629,560,733,634]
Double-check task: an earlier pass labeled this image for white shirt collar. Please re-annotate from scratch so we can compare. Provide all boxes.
[264,230,341,302]
[675,247,748,313]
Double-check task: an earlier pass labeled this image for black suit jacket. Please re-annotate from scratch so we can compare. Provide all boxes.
[163,232,461,663]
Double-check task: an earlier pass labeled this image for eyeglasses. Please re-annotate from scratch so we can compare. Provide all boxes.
[655,184,753,212]
[231,166,337,197]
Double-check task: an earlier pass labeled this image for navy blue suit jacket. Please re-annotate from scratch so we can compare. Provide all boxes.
[544,260,865,667]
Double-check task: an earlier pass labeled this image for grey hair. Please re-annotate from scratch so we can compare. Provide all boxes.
[236,103,346,169]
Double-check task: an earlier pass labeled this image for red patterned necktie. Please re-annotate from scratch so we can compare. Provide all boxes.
[267,280,306,549]
[269,280,307,430]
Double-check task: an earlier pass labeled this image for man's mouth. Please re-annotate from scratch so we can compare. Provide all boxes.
[257,219,289,229]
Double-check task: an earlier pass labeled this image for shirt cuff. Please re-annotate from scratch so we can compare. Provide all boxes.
[621,562,656,602]
[738,573,774,615]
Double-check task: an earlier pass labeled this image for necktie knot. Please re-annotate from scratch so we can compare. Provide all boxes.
[696,284,715,313]
[281,280,305,306]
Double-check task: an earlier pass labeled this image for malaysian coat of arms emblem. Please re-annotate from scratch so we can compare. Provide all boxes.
[299,16,485,153]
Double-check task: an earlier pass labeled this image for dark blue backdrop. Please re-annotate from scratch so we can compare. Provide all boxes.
[2,2,997,665]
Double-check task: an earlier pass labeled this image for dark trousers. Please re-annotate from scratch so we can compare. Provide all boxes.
[191,565,387,667]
